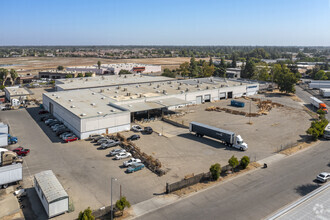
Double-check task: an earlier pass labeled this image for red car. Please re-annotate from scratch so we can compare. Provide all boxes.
[64,136,78,143]
[38,110,49,115]
[13,147,30,156]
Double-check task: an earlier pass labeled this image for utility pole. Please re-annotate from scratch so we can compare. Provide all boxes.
[249,99,251,124]
[111,177,117,220]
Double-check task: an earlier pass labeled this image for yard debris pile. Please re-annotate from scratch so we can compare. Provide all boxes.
[116,133,166,176]
[205,98,284,117]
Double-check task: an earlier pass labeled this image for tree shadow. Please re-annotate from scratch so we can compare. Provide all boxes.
[295,183,321,196]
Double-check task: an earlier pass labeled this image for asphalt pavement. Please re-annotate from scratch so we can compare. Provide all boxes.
[136,141,330,220]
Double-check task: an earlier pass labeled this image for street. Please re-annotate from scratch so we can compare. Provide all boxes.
[136,140,330,220]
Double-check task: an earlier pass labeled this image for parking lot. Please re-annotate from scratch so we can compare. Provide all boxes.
[0,108,168,219]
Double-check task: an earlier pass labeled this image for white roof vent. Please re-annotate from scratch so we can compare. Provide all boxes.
[69,99,73,102]
[97,111,102,114]
[70,105,75,108]
[92,92,95,95]
[101,97,105,99]
[52,93,56,96]
[91,103,96,106]
[80,113,86,116]
[128,104,132,107]
[56,96,60,99]
[110,109,116,112]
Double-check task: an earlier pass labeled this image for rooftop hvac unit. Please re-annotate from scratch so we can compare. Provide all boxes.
[124,75,127,78]
[177,86,181,90]
[213,86,216,89]
[110,109,116,112]
[114,95,118,98]
[185,88,189,92]
[196,84,199,88]
[157,85,160,88]
[100,89,104,92]
[70,105,75,108]
[179,82,182,85]
[128,104,132,107]
[80,113,86,116]
[198,88,201,91]
[92,92,95,95]
[52,94,56,96]
[97,112,102,114]
[153,87,156,89]
[181,91,184,94]
[123,88,127,91]
[56,96,60,99]
[107,88,110,91]
[126,93,131,96]
[163,90,167,94]
[130,97,133,99]
[69,99,73,102]
[101,97,105,99]
[206,86,209,89]
[149,83,152,86]
[117,86,120,89]
[115,91,118,93]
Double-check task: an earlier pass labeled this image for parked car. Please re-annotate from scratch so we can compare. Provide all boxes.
[1,106,11,111]
[144,126,153,134]
[109,149,126,156]
[317,172,330,183]
[8,134,18,144]
[64,136,78,143]
[127,134,140,141]
[97,138,110,145]
[45,119,58,125]
[40,115,52,122]
[100,140,121,149]
[115,152,132,160]
[131,125,143,132]
[60,132,71,138]
[92,136,104,142]
[51,124,64,130]
[126,162,145,173]
[61,133,75,140]
[123,158,141,167]
[12,147,30,156]
[38,110,48,115]
[48,121,61,127]
[56,128,71,136]
[88,134,102,141]
[53,125,66,132]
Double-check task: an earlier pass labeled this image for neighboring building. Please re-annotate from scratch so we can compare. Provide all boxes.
[226,68,241,78]
[17,75,36,84]
[66,63,161,75]
[39,70,82,79]
[54,74,174,91]
[43,76,259,139]
[4,86,34,103]
[34,170,69,218]
[0,123,9,147]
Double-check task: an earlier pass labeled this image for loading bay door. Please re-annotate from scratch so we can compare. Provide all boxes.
[219,92,226,100]
[204,94,211,102]
[196,96,203,104]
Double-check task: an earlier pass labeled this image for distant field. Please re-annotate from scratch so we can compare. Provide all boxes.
[0,57,208,75]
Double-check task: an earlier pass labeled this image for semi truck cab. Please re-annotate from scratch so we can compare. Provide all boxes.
[233,135,248,150]
[319,103,328,114]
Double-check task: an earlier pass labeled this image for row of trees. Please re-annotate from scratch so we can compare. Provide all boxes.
[0,68,18,86]
[306,110,329,140]
[209,155,250,181]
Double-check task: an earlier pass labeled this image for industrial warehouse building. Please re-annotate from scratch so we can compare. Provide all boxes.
[4,86,34,103]
[66,63,161,75]
[43,75,259,139]
[34,170,69,218]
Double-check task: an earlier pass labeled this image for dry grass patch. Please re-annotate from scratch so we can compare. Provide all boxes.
[280,141,317,155]
[172,162,260,197]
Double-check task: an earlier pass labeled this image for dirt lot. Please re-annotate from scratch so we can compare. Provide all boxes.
[124,94,311,181]
[0,57,205,75]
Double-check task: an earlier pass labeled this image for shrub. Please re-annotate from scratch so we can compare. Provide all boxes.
[65,74,73,78]
[78,207,94,220]
[85,72,93,77]
[228,155,239,171]
[209,163,221,180]
[240,156,250,169]
[306,118,329,140]
[77,73,84,77]
[115,196,131,211]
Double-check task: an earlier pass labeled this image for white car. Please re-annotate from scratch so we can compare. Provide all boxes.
[110,149,126,156]
[115,152,132,160]
[131,125,143,132]
[123,158,141,167]
[317,172,330,183]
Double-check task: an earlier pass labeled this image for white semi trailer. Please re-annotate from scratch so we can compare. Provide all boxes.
[320,88,330,98]
[0,163,22,188]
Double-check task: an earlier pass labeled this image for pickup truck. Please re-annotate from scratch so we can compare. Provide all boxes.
[8,134,18,145]
[12,147,30,156]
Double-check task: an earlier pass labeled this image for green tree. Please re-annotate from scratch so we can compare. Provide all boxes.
[231,53,237,68]
[242,58,256,79]
[306,119,329,141]
[209,163,221,180]
[189,56,198,78]
[57,65,64,71]
[228,155,239,171]
[65,74,73,78]
[254,66,270,81]
[209,57,213,66]
[97,61,101,69]
[272,64,297,93]
[0,68,9,86]
[314,70,328,80]
[78,207,95,220]
[115,197,131,211]
[202,62,215,77]
[10,69,18,85]
[119,70,132,75]
[85,72,93,77]
[240,156,250,169]
[179,62,190,78]
[161,68,177,78]
[77,73,84,77]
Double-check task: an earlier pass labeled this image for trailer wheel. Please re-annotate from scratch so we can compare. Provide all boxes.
[2,184,8,189]
[240,147,243,151]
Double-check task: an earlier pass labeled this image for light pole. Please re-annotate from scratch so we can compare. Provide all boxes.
[111,177,117,220]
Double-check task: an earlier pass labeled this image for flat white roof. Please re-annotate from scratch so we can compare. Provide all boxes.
[4,86,33,96]
[55,74,173,90]
[34,170,68,204]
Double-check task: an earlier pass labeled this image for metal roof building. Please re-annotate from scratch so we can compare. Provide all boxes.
[34,170,69,218]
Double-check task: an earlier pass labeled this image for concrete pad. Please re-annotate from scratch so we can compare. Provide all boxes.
[0,194,20,219]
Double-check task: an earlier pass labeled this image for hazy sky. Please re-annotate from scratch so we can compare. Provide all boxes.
[1,0,330,46]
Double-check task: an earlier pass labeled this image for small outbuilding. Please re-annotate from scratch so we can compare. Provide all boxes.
[34,170,69,218]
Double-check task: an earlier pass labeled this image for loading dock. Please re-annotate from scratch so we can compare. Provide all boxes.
[227,92,233,99]
[204,94,211,102]
[219,92,226,100]
[196,96,203,104]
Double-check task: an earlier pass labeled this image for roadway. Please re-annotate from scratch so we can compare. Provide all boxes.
[136,141,330,220]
